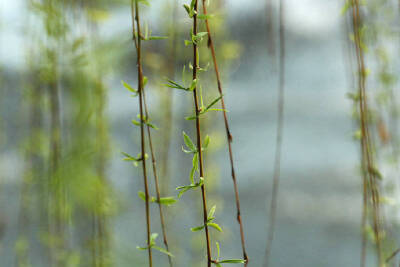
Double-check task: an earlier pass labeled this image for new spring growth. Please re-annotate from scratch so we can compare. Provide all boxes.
[212,241,247,266]
[137,233,174,257]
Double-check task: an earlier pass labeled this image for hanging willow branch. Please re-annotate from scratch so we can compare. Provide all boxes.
[350,0,383,266]
[200,0,248,265]
[131,1,152,266]
[191,1,213,266]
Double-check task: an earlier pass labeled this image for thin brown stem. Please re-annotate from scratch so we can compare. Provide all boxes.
[351,0,383,265]
[201,0,248,265]
[132,1,152,266]
[192,1,212,266]
[142,88,173,267]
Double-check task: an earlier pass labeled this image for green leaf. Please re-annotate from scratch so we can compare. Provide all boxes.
[153,245,174,257]
[156,197,177,205]
[341,1,352,15]
[121,152,136,161]
[218,259,246,264]
[143,76,148,87]
[353,130,362,140]
[368,166,383,180]
[183,4,191,15]
[164,79,188,91]
[190,0,196,9]
[208,205,216,219]
[183,131,197,152]
[189,79,197,91]
[190,152,198,183]
[191,32,208,44]
[150,233,158,244]
[185,115,197,121]
[207,222,222,232]
[205,95,223,112]
[138,191,146,201]
[148,36,168,40]
[191,225,205,232]
[121,80,138,95]
[203,135,210,149]
[131,119,140,126]
[216,242,220,260]
[136,245,147,250]
[184,40,192,46]
[176,178,204,198]
[198,14,214,20]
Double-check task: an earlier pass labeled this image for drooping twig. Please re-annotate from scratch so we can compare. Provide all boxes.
[350,0,383,265]
[264,0,285,266]
[192,1,212,266]
[131,1,152,266]
[201,0,248,265]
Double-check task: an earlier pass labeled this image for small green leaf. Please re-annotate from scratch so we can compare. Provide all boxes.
[207,222,222,232]
[138,191,146,201]
[176,178,204,198]
[156,197,177,205]
[121,152,136,161]
[191,225,205,232]
[150,233,158,243]
[143,76,148,87]
[189,79,197,91]
[164,79,188,91]
[216,242,220,260]
[190,152,198,183]
[205,95,223,111]
[203,135,210,149]
[183,4,191,15]
[122,80,138,95]
[368,166,383,180]
[183,131,197,152]
[153,245,174,257]
[353,130,362,140]
[208,205,216,219]
[132,120,140,126]
[198,14,214,20]
[219,259,246,263]
[148,36,168,40]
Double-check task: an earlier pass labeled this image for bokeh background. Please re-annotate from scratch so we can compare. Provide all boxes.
[1,0,400,266]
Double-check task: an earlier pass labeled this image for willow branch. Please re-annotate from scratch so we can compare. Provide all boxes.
[351,0,383,265]
[132,1,152,266]
[192,1,212,266]
[201,0,248,265]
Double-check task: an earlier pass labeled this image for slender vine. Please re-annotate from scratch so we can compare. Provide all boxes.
[201,0,248,265]
[165,1,246,266]
[349,0,383,265]
[192,1,212,265]
[133,1,152,266]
